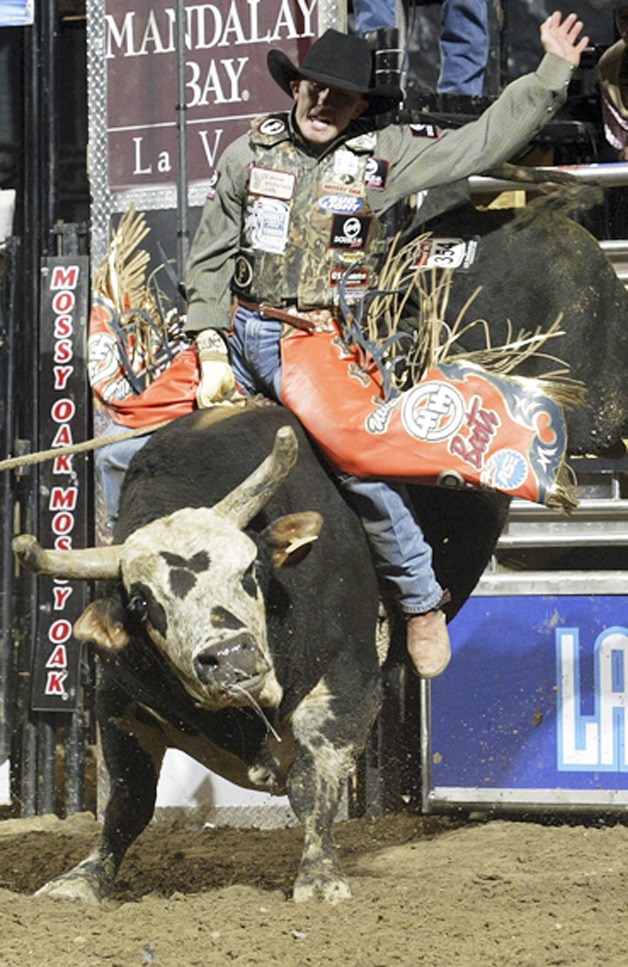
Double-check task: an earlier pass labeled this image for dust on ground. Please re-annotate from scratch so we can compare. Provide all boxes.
[0,810,626,967]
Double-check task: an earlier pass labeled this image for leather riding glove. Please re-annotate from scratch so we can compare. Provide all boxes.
[195,330,237,407]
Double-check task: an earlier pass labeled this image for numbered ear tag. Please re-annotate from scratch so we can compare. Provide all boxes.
[411,237,477,270]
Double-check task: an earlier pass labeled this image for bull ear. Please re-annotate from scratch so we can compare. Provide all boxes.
[74,600,130,651]
[262,511,323,569]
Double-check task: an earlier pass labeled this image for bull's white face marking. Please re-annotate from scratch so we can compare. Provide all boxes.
[120,507,282,709]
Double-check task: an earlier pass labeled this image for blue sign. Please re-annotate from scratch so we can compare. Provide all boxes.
[429,595,628,801]
[0,1,33,27]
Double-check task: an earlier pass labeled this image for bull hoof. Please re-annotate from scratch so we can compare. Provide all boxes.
[35,873,103,903]
[293,871,352,904]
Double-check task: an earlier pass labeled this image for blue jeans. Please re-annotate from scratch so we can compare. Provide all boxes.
[438,0,489,96]
[353,0,397,35]
[230,307,444,615]
[95,427,151,532]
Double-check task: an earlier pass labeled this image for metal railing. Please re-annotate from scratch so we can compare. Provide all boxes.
[470,163,628,281]
[470,161,628,192]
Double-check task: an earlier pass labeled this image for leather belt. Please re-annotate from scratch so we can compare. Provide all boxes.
[235,298,322,334]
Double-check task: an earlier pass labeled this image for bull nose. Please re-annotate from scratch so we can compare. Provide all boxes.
[194,633,268,687]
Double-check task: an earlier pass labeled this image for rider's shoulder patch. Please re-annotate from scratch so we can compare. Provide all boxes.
[409,122,441,140]
[345,130,378,152]
[252,114,291,145]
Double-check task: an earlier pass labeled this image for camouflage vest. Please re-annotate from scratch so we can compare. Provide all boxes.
[232,114,388,310]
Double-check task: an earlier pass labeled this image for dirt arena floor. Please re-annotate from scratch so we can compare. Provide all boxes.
[0,809,626,967]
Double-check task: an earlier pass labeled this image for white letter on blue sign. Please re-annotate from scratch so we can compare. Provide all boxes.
[557,626,628,771]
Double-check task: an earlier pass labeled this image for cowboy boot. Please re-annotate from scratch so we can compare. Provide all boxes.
[406,609,451,679]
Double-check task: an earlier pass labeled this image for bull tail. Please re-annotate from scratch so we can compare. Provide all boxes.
[485,162,604,222]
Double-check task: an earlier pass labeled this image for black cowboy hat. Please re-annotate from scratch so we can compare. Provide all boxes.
[267,28,402,115]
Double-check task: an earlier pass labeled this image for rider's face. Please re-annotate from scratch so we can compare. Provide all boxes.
[290,79,368,153]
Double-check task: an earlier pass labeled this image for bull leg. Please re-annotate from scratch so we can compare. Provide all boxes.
[37,693,165,902]
[288,677,381,904]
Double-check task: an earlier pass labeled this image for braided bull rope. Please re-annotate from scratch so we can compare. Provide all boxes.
[0,420,172,473]
[0,398,254,474]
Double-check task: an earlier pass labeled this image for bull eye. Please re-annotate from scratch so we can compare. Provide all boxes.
[241,561,260,599]
[128,594,149,621]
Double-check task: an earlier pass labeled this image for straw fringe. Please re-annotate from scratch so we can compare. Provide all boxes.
[353,232,584,513]
[93,205,188,377]
[362,232,587,412]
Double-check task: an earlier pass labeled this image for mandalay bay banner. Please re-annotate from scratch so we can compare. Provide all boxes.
[98,1,331,196]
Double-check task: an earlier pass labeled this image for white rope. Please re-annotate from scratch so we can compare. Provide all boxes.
[0,420,171,473]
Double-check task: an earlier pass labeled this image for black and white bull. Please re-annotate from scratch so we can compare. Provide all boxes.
[418,193,628,456]
[14,406,390,904]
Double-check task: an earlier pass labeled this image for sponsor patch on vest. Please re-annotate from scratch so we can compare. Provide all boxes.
[411,237,477,270]
[334,149,360,178]
[329,214,371,250]
[329,267,369,288]
[257,117,288,137]
[234,254,254,292]
[318,194,365,214]
[249,166,295,201]
[365,157,390,190]
[244,198,290,254]
[322,178,362,196]
[337,251,364,264]
[206,169,220,200]
[409,123,441,139]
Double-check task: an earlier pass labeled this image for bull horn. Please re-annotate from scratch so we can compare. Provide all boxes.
[12,534,123,580]
[213,425,299,528]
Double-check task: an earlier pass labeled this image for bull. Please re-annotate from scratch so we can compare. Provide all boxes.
[14,406,387,904]
[13,195,627,905]
[418,191,628,455]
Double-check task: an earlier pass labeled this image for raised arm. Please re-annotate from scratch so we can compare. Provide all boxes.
[540,11,589,67]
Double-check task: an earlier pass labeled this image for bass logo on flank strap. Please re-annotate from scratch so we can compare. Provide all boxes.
[365,157,390,189]
[329,214,371,250]
[249,166,295,201]
[409,123,441,139]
